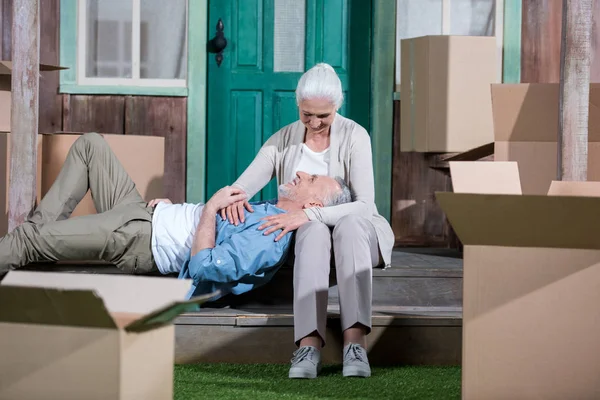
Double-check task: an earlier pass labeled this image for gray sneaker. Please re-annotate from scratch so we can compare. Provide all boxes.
[342,343,371,377]
[288,346,322,379]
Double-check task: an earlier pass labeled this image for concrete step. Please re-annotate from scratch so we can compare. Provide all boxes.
[174,305,461,366]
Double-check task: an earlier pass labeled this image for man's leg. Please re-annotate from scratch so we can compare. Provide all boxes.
[28,132,144,224]
[331,214,379,378]
[289,221,331,379]
[0,210,153,273]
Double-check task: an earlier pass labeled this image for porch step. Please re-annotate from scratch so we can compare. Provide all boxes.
[206,248,463,309]
[19,248,463,309]
[174,305,462,366]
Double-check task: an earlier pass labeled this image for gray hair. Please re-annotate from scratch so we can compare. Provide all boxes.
[323,176,352,206]
[295,63,344,110]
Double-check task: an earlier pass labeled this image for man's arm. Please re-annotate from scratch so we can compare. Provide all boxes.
[192,206,217,256]
[191,186,247,256]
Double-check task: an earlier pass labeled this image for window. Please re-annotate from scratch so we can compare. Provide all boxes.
[61,0,189,95]
[395,0,504,91]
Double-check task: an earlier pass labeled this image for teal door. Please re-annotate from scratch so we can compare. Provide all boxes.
[206,0,371,200]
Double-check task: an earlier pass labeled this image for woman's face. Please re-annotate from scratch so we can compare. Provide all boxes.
[298,98,337,135]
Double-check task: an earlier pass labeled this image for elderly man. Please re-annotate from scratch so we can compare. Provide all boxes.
[0,133,351,299]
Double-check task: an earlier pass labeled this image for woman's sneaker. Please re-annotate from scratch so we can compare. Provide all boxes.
[288,346,322,379]
[342,343,371,377]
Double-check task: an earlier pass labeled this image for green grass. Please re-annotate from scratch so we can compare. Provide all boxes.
[174,364,461,400]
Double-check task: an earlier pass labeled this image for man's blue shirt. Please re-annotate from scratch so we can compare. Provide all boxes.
[178,202,293,300]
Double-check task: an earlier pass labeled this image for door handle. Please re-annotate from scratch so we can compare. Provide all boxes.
[208,19,227,67]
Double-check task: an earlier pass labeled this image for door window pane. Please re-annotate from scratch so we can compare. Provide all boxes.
[86,0,133,78]
[273,0,306,73]
[140,0,188,79]
[450,0,495,36]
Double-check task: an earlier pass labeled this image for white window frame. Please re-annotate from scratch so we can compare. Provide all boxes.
[395,0,505,90]
[76,0,188,88]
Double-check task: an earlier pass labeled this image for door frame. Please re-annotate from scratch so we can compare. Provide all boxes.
[186,0,396,221]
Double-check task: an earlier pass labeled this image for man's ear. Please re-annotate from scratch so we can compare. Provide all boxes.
[302,200,324,209]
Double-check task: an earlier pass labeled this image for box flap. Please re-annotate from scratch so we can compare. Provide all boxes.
[125,291,220,333]
[2,271,193,315]
[436,192,600,249]
[449,161,522,194]
[0,61,68,75]
[548,181,600,197]
[0,285,116,329]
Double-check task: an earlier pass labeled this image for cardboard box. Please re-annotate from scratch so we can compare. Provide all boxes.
[0,132,165,236]
[492,83,600,194]
[0,61,67,133]
[0,271,217,400]
[41,133,165,216]
[400,35,497,152]
[438,161,600,399]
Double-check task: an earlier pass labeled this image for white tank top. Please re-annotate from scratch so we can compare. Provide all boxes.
[293,143,330,176]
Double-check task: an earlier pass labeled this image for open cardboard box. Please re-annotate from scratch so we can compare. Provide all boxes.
[437,161,600,399]
[0,271,217,400]
[491,83,600,194]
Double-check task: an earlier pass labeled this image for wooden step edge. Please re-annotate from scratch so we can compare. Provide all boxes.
[175,307,462,328]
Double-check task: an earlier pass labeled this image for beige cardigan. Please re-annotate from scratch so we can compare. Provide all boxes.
[232,113,394,267]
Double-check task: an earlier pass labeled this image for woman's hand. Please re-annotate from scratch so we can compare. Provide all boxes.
[148,198,172,207]
[219,199,254,225]
[258,210,309,241]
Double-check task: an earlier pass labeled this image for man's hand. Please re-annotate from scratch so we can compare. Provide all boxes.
[148,198,172,207]
[220,200,254,225]
[258,210,309,242]
[206,186,248,213]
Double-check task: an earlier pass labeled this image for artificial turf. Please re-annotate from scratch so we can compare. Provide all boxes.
[174,364,461,399]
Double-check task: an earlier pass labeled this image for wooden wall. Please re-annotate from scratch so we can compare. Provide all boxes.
[0,0,187,203]
[521,0,600,83]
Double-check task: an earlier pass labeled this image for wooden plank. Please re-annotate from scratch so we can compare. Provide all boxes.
[124,96,187,204]
[370,0,396,222]
[391,101,459,248]
[39,0,61,133]
[1,0,11,60]
[521,0,563,83]
[62,95,125,133]
[503,0,522,83]
[185,0,207,203]
[590,0,600,81]
[8,0,40,231]
[558,0,593,181]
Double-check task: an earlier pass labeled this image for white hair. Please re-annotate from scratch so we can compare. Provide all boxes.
[295,63,344,110]
[323,177,352,206]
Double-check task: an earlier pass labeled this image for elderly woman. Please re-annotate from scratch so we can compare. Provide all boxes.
[220,63,394,379]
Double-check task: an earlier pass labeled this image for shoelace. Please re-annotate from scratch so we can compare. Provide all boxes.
[291,346,315,364]
[344,344,367,363]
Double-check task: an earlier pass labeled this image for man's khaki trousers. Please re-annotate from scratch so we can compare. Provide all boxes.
[0,133,156,274]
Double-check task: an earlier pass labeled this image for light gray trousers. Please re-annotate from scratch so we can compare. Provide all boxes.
[293,215,380,345]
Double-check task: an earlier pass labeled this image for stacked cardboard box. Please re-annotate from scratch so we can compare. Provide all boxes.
[438,161,600,399]
[400,35,498,152]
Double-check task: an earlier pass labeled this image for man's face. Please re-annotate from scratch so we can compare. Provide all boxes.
[298,99,337,135]
[278,171,340,207]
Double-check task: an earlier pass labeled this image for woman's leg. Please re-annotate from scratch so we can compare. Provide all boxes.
[289,220,331,379]
[332,214,380,377]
